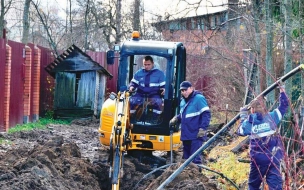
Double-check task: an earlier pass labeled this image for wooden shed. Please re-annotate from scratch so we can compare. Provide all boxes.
[45,45,112,119]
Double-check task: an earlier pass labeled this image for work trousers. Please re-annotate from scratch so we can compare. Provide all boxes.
[130,96,163,123]
[182,139,204,164]
[248,161,282,190]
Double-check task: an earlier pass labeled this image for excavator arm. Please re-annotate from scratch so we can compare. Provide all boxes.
[108,91,132,190]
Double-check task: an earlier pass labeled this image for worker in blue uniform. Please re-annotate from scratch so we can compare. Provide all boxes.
[170,81,211,164]
[237,83,288,190]
[129,55,165,123]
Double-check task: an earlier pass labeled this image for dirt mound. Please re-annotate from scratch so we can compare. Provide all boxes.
[0,135,110,190]
[136,162,218,190]
[0,120,220,190]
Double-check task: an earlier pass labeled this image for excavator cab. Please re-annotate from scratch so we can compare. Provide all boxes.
[125,55,181,134]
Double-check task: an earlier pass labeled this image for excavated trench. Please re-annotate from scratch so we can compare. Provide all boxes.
[0,119,220,190]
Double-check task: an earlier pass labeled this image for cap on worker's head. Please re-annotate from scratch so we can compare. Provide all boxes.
[179,81,192,90]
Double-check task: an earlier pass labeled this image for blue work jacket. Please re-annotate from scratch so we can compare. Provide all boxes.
[237,92,289,164]
[177,91,211,141]
[129,67,165,98]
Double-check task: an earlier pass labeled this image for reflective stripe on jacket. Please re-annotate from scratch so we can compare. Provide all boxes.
[129,67,165,97]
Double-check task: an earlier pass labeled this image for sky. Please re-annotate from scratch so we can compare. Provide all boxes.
[51,0,228,20]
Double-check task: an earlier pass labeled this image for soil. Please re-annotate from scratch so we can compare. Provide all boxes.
[0,118,220,190]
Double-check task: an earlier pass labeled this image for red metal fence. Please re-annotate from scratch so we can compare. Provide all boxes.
[7,40,25,129]
[105,59,118,94]
[0,39,6,130]
[0,39,116,132]
[38,45,55,117]
[87,51,118,94]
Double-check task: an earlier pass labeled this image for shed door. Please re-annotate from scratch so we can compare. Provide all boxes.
[76,71,96,108]
[54,72,76,109]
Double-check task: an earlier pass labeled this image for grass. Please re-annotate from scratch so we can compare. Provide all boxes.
[204,147,250,189]
[8,118,70,133]
[0,138,12,145]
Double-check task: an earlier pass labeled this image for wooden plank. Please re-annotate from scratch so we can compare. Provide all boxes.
[231,136,249,153]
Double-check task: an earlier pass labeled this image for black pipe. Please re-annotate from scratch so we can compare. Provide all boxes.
[133,163,176,189]
[198,164,239,190]
[157,64,304,189]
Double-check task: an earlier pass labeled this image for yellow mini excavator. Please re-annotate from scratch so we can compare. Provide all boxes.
[98,31,187,189]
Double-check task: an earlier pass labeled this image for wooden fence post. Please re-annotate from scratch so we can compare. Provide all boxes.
[4,44,12,131]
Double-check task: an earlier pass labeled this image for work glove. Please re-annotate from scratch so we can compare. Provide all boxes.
[169,116,178,126]
[197,128,207,138]
[129,86,135,92]
[276,80,285,91]
[160,88,165,96]
[240,106,248,120]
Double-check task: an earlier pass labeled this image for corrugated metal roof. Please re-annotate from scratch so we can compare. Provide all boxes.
[45,44,113,79]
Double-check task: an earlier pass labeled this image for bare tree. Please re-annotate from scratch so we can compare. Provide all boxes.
[115,0,122,44]
[0,0,13,38]
[90,0,118,49]
[252,0,262,94]
[89,0,133,49]
[300,0,304,98]
[283,0,293,98]
[84,0,90,51]
[68,0,72,34]
[21,0,31,44]
[4,0,149,51]
[265,0,275,105]
[132,0,141,31]
[30,0,71,55]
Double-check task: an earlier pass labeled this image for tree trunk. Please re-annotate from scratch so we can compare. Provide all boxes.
[283,0,293,99]
[265,0,274,105]
[115,0,122,44]
[226,0,239,42]
[69,0,72,34]
[253,0,262,94]
[21,0,31,44]
[243,50,257,105]
[299,0,304,98]
[84,0,90,51]
[1,0,13,38]
[0,0,5,38]
[132,0,141,31]
[65,0,73,34]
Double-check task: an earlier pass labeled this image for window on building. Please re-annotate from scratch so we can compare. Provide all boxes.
[169,21,179,30]
[201,45,209,54]
[220,12,227,23]
[205,16,211,30]
[179,21,186,30]
[220,12,228,28]
[191,18,197,30]
[210,16,216,29]
[197,18,205,30]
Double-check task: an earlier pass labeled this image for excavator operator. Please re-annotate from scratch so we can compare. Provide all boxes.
[128,55,165,124]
